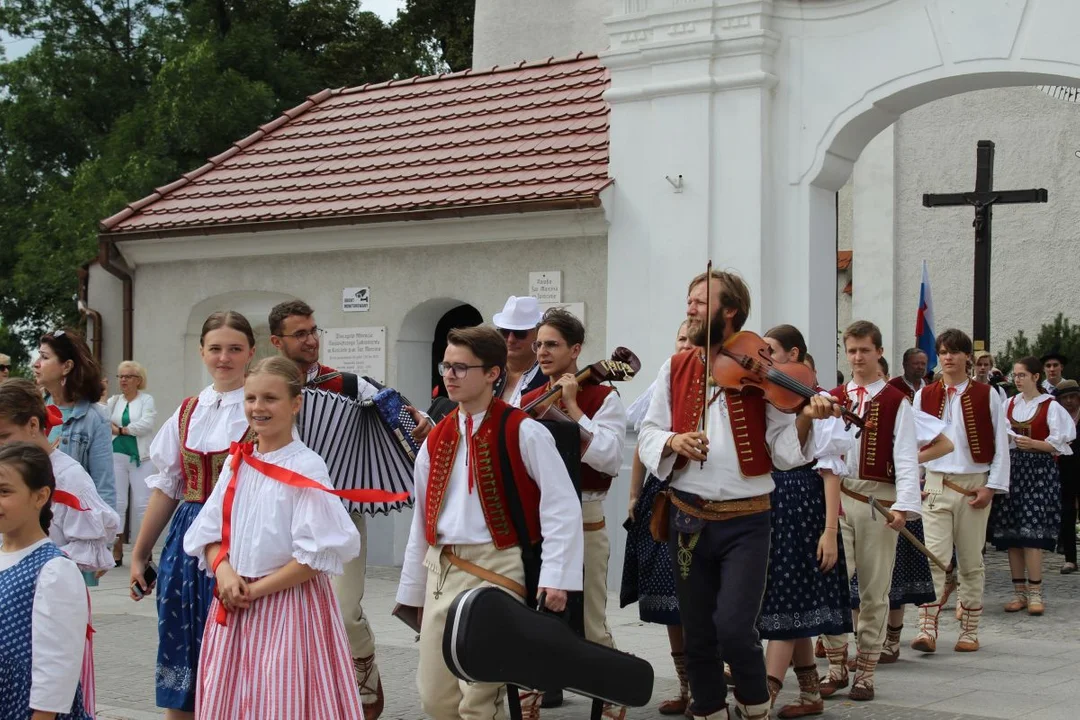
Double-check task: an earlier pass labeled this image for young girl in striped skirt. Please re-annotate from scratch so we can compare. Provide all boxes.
[185,356,400,718]
[0,442,93,719]
[990,356,1076,615]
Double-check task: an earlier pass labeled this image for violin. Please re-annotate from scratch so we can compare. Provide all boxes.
[710,331,868,433]
[524,347,642,451]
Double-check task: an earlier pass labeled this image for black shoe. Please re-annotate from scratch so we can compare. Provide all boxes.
[541,689,563,708]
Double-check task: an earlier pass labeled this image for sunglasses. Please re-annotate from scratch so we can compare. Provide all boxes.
[498,328,530,341]
[0,365,9,372]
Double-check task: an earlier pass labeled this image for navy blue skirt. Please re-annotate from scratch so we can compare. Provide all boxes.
[620,474,681,625]
[851,518,935,610]
[991,449,1061,551]
[155,501,216,711]
[758,467,852,640]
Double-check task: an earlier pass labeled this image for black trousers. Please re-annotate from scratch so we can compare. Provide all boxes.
[1060,477,1078,564]
[669,508,772,715]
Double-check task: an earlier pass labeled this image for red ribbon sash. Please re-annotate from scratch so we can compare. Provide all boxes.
[53,489,88,511]
[212,442,409,625]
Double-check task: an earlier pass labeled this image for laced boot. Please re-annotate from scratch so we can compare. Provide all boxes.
[879,624,903,664]
[519,689,544,720]
[1027,581,1045,615]
[910,604,940,653]
[658,652,690,715]
[767,676,783,709]
[689,707,728,720]
[814,637,825,659]
[1004,579,1028,612]
[954,603,982,652]
[353,654,384,720]
[733,697,770,720]
[848,651,878,702]
[818,641,848,698]
[602,703,627,719]
[845,631,858,671]
[778,665,824,719]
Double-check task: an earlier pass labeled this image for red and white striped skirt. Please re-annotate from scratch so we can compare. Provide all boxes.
[195,573,363,719]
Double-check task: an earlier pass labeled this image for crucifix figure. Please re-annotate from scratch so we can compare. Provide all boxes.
[923,140,1048,352]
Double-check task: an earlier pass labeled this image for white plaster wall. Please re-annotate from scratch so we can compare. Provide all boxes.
[895,87,1080,358]
[130,233,607,566]
[472,0,615,67]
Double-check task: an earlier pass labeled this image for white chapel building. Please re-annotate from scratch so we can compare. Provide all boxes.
[88,0,1080,570]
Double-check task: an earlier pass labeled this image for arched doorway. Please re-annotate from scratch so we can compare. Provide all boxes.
[430,304,484,400]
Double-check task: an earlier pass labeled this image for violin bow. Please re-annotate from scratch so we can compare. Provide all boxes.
[701,260,712,468]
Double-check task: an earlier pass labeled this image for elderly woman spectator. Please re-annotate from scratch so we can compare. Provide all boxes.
[106,360,158,566]
[33,328,116,509]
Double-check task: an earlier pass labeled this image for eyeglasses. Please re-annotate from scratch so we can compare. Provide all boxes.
[498,328,530,341]
[438,362,486,379]
[531,340,565,352]
[117,374,139,380]
[276,327,323,342]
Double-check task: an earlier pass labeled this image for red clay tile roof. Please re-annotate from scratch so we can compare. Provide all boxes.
[100,54,610,236]
[837,250,852,271]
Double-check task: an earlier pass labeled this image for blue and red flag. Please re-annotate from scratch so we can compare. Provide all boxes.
[915,260,937,370]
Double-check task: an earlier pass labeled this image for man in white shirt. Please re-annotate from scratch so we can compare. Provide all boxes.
[819,321,921,704]
[638,270,836,720]
[395,325,583,720]
[911,329,1009,654]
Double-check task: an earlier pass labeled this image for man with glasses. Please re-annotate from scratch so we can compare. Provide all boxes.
[0,352,10,380]
[492,296,547,407]
[395,325,583,720]
[268,298,430,720]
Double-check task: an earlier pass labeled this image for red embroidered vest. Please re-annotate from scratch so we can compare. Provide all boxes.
[1007,397,1051,441]
[423,398,541,550]
[669,349,772,477]
[178,397,255,503]
[919,380,996,464]
[521,382,615,492]
[309,363,345,394]
[886,376,920,403]
[829,383,905,483]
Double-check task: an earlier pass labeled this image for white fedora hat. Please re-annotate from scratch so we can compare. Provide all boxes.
[492,296,542,331]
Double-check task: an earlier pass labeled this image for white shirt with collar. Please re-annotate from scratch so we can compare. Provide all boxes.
[145,385,251,499]
[818,379,922,515]
[396,407,585,608]
[637,358,814,502]
[573,390,628,502]
[915,379,1011,493]
[1004,393,1077,455]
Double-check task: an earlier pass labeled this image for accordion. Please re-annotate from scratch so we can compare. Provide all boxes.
[298,387,419,516]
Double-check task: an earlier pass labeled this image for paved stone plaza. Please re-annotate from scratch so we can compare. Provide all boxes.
[91,549,1080,719]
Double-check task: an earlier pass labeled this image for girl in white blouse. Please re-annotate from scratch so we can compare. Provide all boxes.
[0,442,92,719]
[0,378,121,585]
[989,356,1076,616]
[183,356,363,719]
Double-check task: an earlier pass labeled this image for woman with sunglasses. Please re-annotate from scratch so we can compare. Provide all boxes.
[0,352,11,380]
[106,361,158,566]
[492,295,547,407]
[33,329,116,511]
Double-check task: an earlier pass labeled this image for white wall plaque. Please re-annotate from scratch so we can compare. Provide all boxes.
[529,271,562,303]
[322,327,386,383]
[538,301,585,324]
[342,287,371,312]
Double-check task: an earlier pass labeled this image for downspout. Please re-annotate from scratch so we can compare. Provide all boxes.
[97,237,134,361]
[75,266,103,363]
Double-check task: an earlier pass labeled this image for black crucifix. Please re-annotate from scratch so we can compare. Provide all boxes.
[923,140,1048,352]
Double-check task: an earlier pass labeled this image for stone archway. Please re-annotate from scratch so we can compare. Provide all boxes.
[603,0,1080,386]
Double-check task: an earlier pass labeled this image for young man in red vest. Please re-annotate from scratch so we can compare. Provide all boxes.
[911,328,1009,653]
[269,299,430,720]
[638,270,837,720]
[394,326,583,720]
[818,320,922,703]
[886,348,929,402]
[520,308,628,719]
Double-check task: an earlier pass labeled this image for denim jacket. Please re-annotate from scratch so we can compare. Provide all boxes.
[46,397,117,509]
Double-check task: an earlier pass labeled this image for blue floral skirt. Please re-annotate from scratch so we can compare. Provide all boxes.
[851,518,935,610]
[619,474,680,625]
[155,501,216,711]
[758,467,852,640]
[991,449,1061,551]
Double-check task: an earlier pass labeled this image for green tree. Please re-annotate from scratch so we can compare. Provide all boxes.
[997,313,1080,381]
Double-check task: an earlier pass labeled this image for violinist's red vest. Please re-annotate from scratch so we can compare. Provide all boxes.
[669,349,772,477]
[829,383,906,483]
[520,382,615,492]
[919,380,996,464]
[1006,397,1052,442]
[423,398,541,550]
